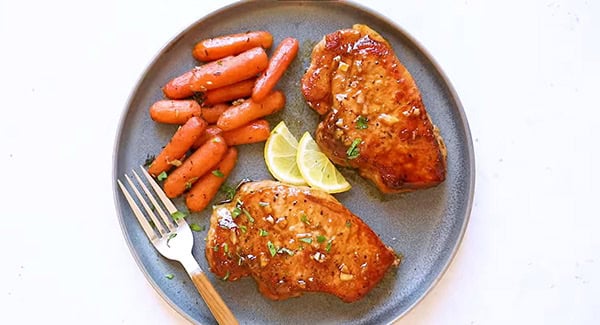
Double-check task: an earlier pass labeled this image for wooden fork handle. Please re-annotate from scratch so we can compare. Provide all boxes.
[181,256,239,325]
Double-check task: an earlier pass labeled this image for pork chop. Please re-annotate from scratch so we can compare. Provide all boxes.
[205,180,399,302]
[301,24,447,193]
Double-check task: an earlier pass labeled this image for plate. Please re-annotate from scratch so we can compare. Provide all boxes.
[113,1,474,324]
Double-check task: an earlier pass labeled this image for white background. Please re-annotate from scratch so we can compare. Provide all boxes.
[1,0,599,324]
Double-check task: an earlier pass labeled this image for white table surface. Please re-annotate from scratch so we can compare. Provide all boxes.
[1,0,599,324]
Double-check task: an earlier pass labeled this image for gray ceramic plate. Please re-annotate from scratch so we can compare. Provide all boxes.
[113,1,474,324]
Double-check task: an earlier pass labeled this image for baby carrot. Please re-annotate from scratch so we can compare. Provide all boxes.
[162,70,195,99]
[147,116,207,177]
[185,147,238,212]
[217,91,285,131]
[220,119,270,146]
[201,103,229,124]
[252,37,299,102]
[149,100,202,124]
[202,78,255,106]
[192,31,273,62]
[162,135,228,198]
[189,47,268,92]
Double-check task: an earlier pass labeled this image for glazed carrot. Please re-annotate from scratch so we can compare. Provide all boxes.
[221,119,270,146]
[149,99,202,124]
[252,38,299,102]
[200,103,229,124]
[192,31,273,62]
[163,135,228,198]
[185,147,238,212]
[202,78,256,106]
[189,47,268,92]
[192,125,223,149]
[217,91,285,131]
[162,70,195,99]
[147,117,207,177]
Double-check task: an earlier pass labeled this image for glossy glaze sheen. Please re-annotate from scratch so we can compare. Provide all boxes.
[113,1,474,324]
[302,24,446,193]
[206,181,399,303]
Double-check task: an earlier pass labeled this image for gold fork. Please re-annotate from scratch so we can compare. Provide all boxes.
[117,166,238,325]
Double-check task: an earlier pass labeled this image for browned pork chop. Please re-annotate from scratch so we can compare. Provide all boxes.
[301,24,447,193]
[205,180,399,302]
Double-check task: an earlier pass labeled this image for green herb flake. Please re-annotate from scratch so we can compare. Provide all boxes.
[223,243,229,254]
[166,233,177,247]
[301,214,310,224]
[165,273,174,280]
[232,207,242,218]
[213,245,219,252]
[143,154,155,167]
[267,241,277,257]
[325,241,333,252]
[212,169,224,177]
[317,235,327,243]
[345,220,352,228]
[222,270,230,281]
[190,223,205,232]
[239,225,248,234]
[346,138,361,160]
[220,184,236,201]
[157,171,168,181]
[299,237,313,244]
[278,247,295,256]
[243,208,255,223]
[356,116,368,129]
[259,229,268,237]
[170,211,187,221]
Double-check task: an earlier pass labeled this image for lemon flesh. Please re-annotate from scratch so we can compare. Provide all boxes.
[296,132,351,193]
[264,121,306,185]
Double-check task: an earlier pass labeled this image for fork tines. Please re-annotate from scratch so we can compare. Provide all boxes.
[117,166,184,241]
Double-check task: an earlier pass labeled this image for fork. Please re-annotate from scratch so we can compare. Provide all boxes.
[117,166,238,325]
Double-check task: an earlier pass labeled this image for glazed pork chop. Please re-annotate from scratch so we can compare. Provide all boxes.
[205,180,399,302]
[302,24,447,193]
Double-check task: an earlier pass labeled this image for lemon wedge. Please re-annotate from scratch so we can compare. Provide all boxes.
[296,132,351,193]
[264,121,306,185]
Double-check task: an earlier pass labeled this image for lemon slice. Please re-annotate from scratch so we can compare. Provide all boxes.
[264,121,306,185]
[296,132,351,193]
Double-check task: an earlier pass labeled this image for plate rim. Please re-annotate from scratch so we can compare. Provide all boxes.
[112,1,475,324]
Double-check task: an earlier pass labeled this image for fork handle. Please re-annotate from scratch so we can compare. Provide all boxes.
[181,255,239,325]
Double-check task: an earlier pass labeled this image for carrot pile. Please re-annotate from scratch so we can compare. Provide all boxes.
[146,31,299,213]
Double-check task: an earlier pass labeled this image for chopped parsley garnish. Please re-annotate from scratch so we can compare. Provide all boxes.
[346,138,361,160]
[316,235,327,243]
[345,220,352,228]
[212,169,224,177]
[301,214,310,224]
[243,208,254,223]
[213,245,219,252]
[190,223,205,232]
[299,237,313,244]
[222,270,230,281]
[267,241,277,257]
[231,207,242,218]
[325,241,333,252]
[356,116,368,129]
[223,243,229,254]
[259,229,268,236]
[220,184,236,201]
[170,211,187,221]
[157,171,168,181]
[239,225,247,233]
[165,273,174,280]
[166,233,177,247]
[278,247,295,256]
